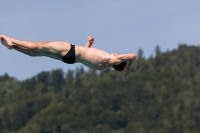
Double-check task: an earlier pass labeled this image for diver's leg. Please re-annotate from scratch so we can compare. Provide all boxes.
[0,35,71,60]
[0,35,37,49]
[12,46,63,60]
[12,46,41,57]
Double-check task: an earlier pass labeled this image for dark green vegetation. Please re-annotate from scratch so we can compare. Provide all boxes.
[0,44,200,133]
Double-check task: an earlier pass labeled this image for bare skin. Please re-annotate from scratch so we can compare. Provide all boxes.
[0,35,136,81]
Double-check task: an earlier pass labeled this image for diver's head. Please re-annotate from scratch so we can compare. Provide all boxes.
[113,61,127,72]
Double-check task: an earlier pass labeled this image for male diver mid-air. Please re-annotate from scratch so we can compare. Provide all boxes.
[0,35,136,81]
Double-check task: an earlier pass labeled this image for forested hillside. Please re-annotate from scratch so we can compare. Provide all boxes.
[0,44,200,133]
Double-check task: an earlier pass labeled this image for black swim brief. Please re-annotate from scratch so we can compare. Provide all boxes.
[62,44,75,64]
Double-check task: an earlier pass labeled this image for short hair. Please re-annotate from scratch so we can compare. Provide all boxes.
[113,61,127,72]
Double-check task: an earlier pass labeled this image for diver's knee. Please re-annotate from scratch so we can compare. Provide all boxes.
[32,42,46,50]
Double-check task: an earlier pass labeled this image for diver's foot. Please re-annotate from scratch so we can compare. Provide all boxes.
[0,35,14,49]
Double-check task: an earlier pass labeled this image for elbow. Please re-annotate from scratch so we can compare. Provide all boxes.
[131,53,137,59]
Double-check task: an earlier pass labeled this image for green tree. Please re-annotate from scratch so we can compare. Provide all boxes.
[51,69,64,92]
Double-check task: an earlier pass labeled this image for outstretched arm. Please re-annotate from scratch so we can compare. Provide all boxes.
[109,53,137,81]
[85,36,94,48]
[109,53,136,65]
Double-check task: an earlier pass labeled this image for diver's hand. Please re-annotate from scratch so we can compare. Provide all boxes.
[122,69,130,81]
[87,36,94,44]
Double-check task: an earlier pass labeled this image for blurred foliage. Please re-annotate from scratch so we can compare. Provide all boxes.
[0,44,200,133]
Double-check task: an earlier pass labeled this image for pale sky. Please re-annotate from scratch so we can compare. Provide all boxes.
[0,0,200,80]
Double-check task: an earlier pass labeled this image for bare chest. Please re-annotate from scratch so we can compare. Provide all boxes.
[76,47,113,69]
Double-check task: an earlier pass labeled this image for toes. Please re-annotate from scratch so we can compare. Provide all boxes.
[0,37,9,48]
